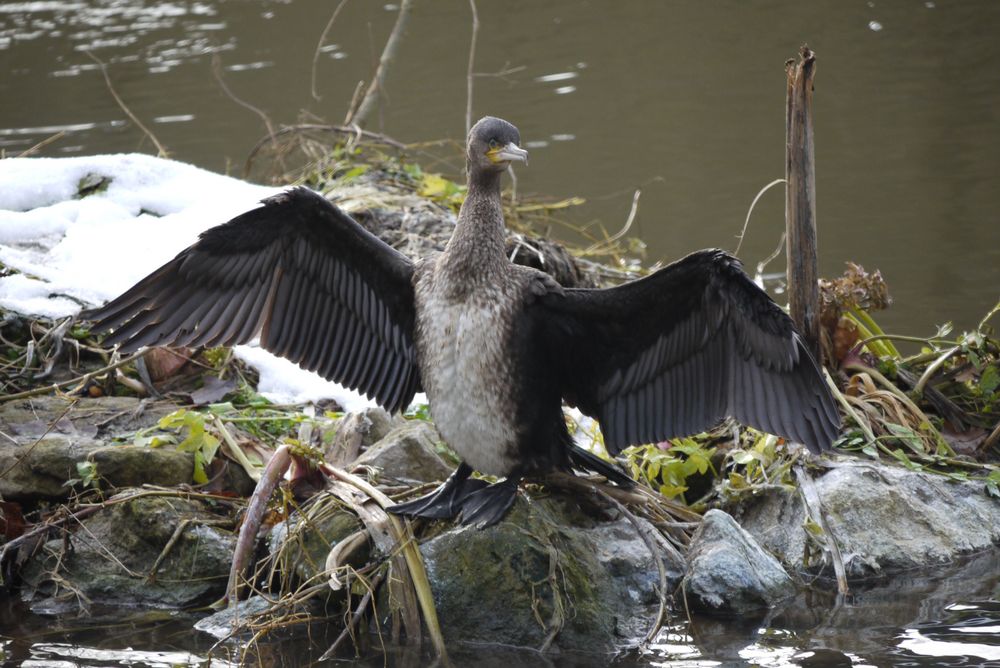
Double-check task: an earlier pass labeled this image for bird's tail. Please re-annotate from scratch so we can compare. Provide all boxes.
[568,444,635,488]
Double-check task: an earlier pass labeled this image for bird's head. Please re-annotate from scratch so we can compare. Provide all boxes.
[467,116,528,176]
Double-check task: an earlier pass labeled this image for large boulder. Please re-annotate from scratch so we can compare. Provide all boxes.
[415,492,680,652]
[20,492,236,611]
[731,459,1000,579]
[683,509,795,616]
[0,397,190,500]
[352,421,453,484]
[323,407,401,467]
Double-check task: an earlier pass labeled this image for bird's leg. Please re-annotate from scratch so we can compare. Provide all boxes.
[388,462,487,520]
[457,470,523,529]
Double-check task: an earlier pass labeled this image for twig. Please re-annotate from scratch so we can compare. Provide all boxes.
[348,0,415,128]
[824,369,875,445]
[68,506,143,577]
[211,53,281,178]
[465,0,480,136]
[735,178,786,256]
[754,230,786,281]
[793,464,849,595]
[913,345,960,397]
[319,569,387,660]
[594,489,670,645]
[84,51,168,157]
[243,122,405,176]
[583,189,641,254]
[983,420,1000,453]
[214,416,263,483]
[225,444,292,605]
[147,518,193,584]
[507,163,519,205]
[1,351,146,403]
[342,80,366,125]
[17,131,67,158]
[532,533,565,652]
[473,63,526,81]
[311,0,350,101]
[323,464,449,664]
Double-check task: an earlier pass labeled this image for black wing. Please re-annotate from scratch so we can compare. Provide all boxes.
[82,187,421,413]
[534,249,839,454]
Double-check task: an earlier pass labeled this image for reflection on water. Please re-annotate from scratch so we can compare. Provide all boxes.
[1,552,998,667]
[1,3,999,331]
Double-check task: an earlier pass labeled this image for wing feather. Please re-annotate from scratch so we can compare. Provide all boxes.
[534,249,839,454]
[83,187,421,412]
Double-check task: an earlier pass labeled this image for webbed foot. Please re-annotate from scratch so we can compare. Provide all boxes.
[388,462,487,520]
[457,476,521,529]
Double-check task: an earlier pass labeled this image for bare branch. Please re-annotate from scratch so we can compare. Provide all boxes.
[17,131,67,158]
[84,51,168,157]
[212,54,277,145]
[734,177,786,256]
[347,0,415,128]
[310,0,350,101]
[466,0,480,136]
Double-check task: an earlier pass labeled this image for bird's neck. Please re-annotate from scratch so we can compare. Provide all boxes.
[442,168,507,282]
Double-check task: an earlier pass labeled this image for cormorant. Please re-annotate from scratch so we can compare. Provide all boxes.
[83,116,840,528]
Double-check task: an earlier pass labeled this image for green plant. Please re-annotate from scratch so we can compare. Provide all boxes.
[65,460,100,490]
[150,409,220,484]
[623,439,716,503]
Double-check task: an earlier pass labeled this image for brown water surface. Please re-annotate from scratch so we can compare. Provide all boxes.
[2,1,999,335]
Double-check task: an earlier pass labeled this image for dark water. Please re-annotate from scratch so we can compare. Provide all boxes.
[2,551,999,667]
[1,1,999,338]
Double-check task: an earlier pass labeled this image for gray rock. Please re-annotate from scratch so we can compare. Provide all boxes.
[1,437,99,499]
[731,459,1000,579]
[0,396,175,440]
[0,396,191,500]
[194,596,273,639]
[353,421,452,484]
[0,436,195,500]
[416,493,679,652]
[683,509,795,616]
[88,444,193,488]
[324,407,401,467]
[20,492,236,610]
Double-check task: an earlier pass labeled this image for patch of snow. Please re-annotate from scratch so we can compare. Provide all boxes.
[0,153,386,410]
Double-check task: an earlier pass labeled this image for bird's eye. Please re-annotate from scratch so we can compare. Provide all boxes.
[488,139,499,149]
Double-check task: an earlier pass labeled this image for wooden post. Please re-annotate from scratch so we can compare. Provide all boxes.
[785,45,822,363]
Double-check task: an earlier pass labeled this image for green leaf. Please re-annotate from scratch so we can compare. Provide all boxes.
[158,408,189,429]
[727,472,749,489]
[192,451,208,484]
[885,423,926,455]
[419,173,462,200]
[658,483,687,499]
[980,365,1000,395]
[339,165,369,182]
[133,434,177,448]
[887,448,919,470]
[802,518,824,537]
